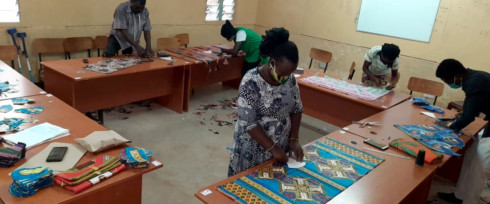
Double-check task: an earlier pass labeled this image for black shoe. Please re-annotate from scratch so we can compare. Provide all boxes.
[437,192,462,204]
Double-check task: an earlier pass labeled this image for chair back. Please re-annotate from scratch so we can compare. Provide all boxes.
[175,33,189,47]
[157,38,181,50]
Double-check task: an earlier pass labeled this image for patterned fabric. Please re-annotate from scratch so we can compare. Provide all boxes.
[0,118,28,132]
[0,82,18,94]
[11,98,35,105]
[169,46,222,64]
[228,69,303,176]
[301,75,391,101]
[14,106,44,114]
[0,105,13,113]
[390,138,443,164]
[119,147,153,168]
[364,45,399,75]
[0,142,26,168]
[361,72,389,87]
[219,138,384,203]
[395,124,465,156]
[9,167,53,197]
[84,58,142,74]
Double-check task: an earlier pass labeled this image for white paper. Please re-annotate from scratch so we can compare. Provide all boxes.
[294,74,301,78]
[421,111,436,118]
[3,122,70,149]
[287,158,306,169]
[160,56,173,61]
[202,50,212,54]
[201,189,212,196]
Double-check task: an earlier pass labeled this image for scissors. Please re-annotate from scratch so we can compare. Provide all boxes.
[352,121,382,128]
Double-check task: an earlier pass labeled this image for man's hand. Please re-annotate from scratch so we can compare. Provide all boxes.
[145,47,154,57]
[136,46,146,57]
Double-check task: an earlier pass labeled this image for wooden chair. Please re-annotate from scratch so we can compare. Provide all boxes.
[407,77,444,105]
[63,37,94,59]
[309,48,333,73]
[94,36,108,57]
[32,38,67,85]
[175,33,190,48]
[0,45,17,68]
[157,38,181,50]
[348,61,356,80]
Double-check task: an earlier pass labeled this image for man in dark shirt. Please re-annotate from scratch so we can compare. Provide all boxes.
[435,59,490,204]
[103,0,153,58]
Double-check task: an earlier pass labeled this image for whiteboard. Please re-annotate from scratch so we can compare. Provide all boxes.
[357,0,441,43]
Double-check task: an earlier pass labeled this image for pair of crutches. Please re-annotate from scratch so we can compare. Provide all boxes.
[6,28,34,82]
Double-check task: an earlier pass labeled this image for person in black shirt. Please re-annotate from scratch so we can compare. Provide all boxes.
[435,59,490,204]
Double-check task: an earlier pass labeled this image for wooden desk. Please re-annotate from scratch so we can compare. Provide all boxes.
[297,69,411,127]
[343,100,487,182]
[42,57,188,114]
[0,61,44,100]
[0,94,162,203]
[195,131,437,204]
[166,46,244,111]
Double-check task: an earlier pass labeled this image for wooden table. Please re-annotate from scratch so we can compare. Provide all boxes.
[0,61,44,100]
[42,57,188,114]
[195,131,438,204]
[343,100,488,182]
[296,69,411,127]
[0,94,162,203]
[165,46,244,112]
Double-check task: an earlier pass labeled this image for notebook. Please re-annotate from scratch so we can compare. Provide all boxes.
[3,122,70,149]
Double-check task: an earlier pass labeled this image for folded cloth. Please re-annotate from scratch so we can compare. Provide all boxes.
[54,155,120,186]
[0,143,26,168]
[9,167,53,197]
[119,147,152,168]
[412,97,430,106]
[60,164,126,194]
[390,138,443,164]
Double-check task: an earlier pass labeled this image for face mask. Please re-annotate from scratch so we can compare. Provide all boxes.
[270,64,289,85]
[449,76,462,89]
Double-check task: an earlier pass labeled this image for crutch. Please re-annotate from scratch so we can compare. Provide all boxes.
[6,28,23,74]
[16,32,34,82]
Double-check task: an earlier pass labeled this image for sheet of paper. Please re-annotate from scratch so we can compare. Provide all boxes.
[17,142,86,174]
[294,74,301,78]
[421,111,436,118]
[287,157,306,169]
[160,56,173,61]
[202,50,213,54]
[3,122,70,149]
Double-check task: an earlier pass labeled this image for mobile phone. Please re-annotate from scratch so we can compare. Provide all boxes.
[364,139,389,150]
[46,147,68,162]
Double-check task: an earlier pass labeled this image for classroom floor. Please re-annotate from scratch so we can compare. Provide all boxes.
[103,84,456,204]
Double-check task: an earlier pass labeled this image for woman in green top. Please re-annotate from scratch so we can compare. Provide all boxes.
[220,20,267,76]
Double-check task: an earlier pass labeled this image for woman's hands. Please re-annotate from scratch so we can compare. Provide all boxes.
[289,140,304,162]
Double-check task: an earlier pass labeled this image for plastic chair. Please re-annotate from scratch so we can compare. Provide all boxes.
[0,45,17,68]
[157,38,181,50]
[407,77,444,105]
[64,37,94,59]
[175,33,190,48]
[309,48,333,73]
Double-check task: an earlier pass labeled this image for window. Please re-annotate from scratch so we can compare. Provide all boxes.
[206,0,235,21]
[0,0,20,23]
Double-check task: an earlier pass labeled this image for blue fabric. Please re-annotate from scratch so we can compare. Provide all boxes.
[9,167,53,197]
[395,124,464,156]
[0,105,13,113]
[220,138,384,203]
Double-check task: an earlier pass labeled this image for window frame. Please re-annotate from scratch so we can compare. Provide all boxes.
[205,0,236,22]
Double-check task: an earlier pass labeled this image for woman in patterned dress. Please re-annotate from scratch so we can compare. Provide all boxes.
[228,28,304,176]
[361,43,401,90]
